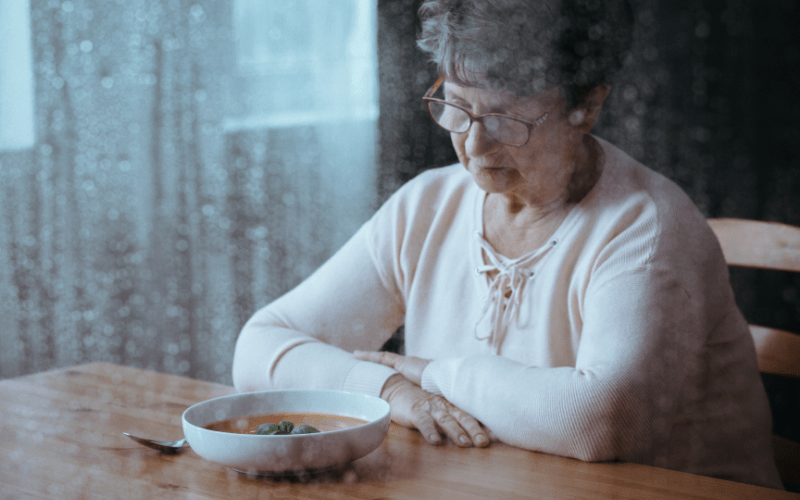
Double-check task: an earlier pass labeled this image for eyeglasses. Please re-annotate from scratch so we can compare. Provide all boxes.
[422,75,551,147]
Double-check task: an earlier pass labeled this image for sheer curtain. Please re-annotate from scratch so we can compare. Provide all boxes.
[0,0,378,383]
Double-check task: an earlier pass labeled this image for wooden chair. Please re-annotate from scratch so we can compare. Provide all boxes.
[707,217,800,490]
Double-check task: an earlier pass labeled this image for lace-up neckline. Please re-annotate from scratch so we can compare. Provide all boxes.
[474,231,558,351]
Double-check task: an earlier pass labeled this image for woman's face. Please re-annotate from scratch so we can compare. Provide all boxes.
[444,81,588,208]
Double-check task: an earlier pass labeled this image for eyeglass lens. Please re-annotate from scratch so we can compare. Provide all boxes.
[427,100,529,146]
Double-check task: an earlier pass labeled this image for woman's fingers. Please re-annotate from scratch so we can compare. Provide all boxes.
[411,389,486,447]
[428,399,489,447]
[429,403,472,447]
[353,350,396,365]
[451,407,490,447]
[409,408,444,446]
[353,350,429,385]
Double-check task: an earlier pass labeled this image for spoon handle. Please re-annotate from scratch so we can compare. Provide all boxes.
[123,432,187,453]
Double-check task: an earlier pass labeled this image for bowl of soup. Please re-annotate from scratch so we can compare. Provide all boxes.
[182,389,391,474]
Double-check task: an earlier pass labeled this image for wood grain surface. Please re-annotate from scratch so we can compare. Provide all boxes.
[1,362,795,500]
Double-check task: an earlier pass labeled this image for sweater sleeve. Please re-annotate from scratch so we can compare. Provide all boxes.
[420,267,702,463]
[232,222,405,397]
[232,167,457,397]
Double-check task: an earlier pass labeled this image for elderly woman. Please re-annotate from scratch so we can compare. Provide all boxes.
[233,0,782,489]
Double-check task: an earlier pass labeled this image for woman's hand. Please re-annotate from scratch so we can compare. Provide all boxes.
[380,374,489,447]
[353,350,429,385]
[354,351,489,447]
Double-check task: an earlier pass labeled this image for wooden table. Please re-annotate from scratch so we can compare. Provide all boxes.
[1,362,795,499]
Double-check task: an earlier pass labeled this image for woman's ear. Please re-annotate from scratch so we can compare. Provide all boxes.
[569,83,611,133]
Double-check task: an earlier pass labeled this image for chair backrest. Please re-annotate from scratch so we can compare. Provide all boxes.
[708,217,800,491]
[707,218,800,378]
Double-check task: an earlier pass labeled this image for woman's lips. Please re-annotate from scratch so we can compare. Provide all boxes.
[467,155,508,172]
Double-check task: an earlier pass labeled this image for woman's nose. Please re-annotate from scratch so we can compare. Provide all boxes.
[464,121,499,157]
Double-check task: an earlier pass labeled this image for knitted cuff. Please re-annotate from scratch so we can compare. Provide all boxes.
[421,359,459,397]
[342,360,398,397]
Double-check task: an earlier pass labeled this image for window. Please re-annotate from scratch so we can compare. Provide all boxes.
[0,0,380,383]
[0,0,36,151]
[225,0,378,131]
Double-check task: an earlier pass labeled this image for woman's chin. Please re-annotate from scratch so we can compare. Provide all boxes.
[469,167,517,194]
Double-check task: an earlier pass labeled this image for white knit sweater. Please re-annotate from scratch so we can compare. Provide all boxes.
[233,137,782,489]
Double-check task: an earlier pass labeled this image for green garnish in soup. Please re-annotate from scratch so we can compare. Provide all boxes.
[254,421,319,435]
[255,423,282,435]
[291,424,320,434]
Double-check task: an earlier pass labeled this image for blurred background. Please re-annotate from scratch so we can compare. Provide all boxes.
[0,0,797,438]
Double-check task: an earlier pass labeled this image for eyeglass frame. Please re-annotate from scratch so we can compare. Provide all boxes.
[422,75,554,147]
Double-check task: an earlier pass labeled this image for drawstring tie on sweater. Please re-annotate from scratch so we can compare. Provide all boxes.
[474,231,556,350]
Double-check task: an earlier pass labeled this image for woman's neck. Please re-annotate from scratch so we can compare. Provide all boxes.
[565,135,604,203]
[483,195,572,258]
[482,135,602,258]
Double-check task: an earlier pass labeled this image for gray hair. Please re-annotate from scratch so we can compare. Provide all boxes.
[417,0,634,108]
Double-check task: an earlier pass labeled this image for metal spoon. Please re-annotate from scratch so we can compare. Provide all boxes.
[123,432,188,453]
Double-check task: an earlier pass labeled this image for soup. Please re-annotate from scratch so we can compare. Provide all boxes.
[206,413,367,434]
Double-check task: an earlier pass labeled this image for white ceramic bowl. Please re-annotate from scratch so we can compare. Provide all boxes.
[182,389,391,474]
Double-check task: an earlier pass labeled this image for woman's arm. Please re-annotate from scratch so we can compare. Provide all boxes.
[232,224,405,396]
[359,268,709,462]
[424,269,704,462]
[232,222,489,447]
